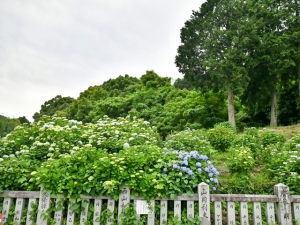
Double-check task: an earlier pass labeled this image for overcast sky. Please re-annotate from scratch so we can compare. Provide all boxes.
[0,0,204,121]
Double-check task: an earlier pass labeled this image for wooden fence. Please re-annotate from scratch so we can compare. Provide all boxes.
[1,182,300,225]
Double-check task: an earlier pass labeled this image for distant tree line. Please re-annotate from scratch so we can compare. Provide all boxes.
[0,115,29,137]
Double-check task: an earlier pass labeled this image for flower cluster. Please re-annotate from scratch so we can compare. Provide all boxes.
[161,149,219,192]
[227,146,254,175]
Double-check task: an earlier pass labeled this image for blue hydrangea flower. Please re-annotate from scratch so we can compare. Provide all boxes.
[197,168,202,173]
[196,162,202,167]
[181,167,188,172]
[187,170,193,176]
[213,178,219,184]
[198,155,208,160]
[181,160,188,166]
[173,164,179,169]
[212,187,217,191]
[209,173,213,177]
[190,151,198,158]
[163,168,168,172]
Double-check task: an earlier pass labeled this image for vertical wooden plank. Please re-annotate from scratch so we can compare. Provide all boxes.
[133,200,141,220]
[274,183,292,225]
[37,188,51,225]
[2,197,13,224]
[14,198,25,225]
[227,202,236,225]
[118,186,130,222]
[107,199,115,225]
[26,198,37,225]
[93,198,102,225]
[253,202,262,225]
[239,202,249,225]
[214,201,222,225]
[293,203,300,225]
[147,200,155,225]
[266,202,276,225]
[187,201,194,219]
[160,200,168,225]
[174,200,181,220]
[54,198,63,225]
[66,203,76,225]
[80,200,89,225]
[198,182,210,224]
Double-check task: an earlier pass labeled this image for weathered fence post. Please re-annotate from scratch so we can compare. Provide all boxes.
[2,197,12,224]
[198,182,210,225]
[118,185,130,222]
[274,183,292,225]
[36,187,51,225]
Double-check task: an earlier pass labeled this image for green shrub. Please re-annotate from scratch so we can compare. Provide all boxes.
[259,129,286,147]
[231,128,261,158]
[206,125,236,152]
[267,133,300,194]
[164,129,215,156]
[213,121,235,130]
[227,146,255,175]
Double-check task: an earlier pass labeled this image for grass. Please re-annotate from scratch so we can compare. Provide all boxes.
[267,123,300,140]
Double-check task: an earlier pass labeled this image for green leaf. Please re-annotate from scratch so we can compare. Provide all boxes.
[69,203,80,211]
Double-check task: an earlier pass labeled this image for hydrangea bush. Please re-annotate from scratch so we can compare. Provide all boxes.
[164,129,215,157]
[267,133,300,194]
[0,115,219,201]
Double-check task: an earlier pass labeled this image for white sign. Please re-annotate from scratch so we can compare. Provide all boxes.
[135,200,154,215]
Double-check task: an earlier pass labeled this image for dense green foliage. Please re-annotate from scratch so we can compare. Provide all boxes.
[175,0,300,128]
[0,115,29,137]
[33,95,74,122]
[0,116,219,201]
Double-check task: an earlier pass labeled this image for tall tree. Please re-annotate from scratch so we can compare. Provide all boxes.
[176,0,255,128]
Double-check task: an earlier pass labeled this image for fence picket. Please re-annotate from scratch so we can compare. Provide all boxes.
[93,198,102,225]
[227,202,236,225]
[66,203,76,225]
[36,188,50,225]
[174,200,181,220]
[160,200,168,225]
[199,182,210,224]
[54,198,63,225]
[118,186,130,222]
[107,199,115,225]
[239,202,249,225]
[80,199,89,225]
[214,201,222,225]
[187,200,194,219]
[265,202,276,224]
[14,198,25,225]
[2,197,12,224]
[274,183,292,225]
[253,202,262,225]
[293,203,300,225]
[26,198,36,225]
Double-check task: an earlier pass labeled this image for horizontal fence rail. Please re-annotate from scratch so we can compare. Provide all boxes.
[1,183,300,224]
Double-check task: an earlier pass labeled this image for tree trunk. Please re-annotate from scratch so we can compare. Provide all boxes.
[270,90,277,127]
[227,88,236,128]
[298,44,300,99]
